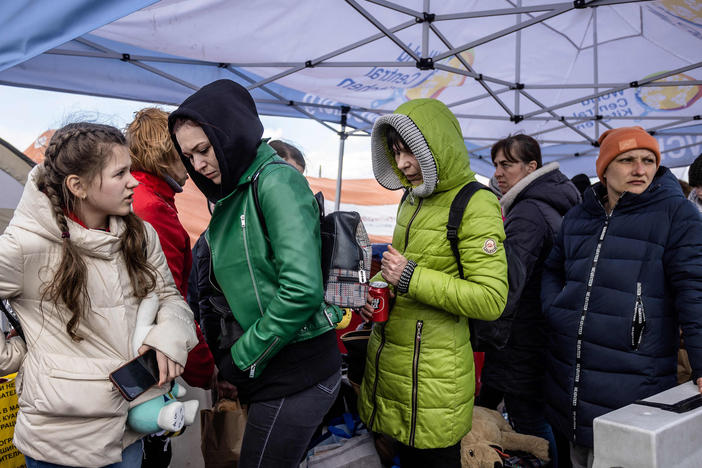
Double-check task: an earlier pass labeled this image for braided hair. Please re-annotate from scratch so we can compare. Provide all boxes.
[36,123,157,341]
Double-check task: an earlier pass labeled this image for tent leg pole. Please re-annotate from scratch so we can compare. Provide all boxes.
[334,106,350,212]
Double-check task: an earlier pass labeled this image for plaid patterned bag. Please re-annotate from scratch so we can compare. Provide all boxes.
[321,211,371,308]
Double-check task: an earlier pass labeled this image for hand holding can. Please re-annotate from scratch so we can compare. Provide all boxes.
[368,281,390,323]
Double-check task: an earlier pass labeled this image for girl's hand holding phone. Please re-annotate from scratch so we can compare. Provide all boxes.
[138,344,183,386]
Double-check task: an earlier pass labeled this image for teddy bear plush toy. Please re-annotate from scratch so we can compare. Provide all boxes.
[126,294,199,435]
[461,406,550,468]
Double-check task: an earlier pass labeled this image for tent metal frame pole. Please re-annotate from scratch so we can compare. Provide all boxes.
[523,81,702,88]
[659,140,702,155]
[245,18,417,91]
[429,27,514,117]
[366,0,423,19]
[422,0,430,58]
[518,89,596,143]
[224,66,340,134]
[515,0,522,116]
[593,8,600,139]
[524,62,702,118]
[74,38,200,91]
[648,117,702,132]
[433,4,574,62]
[345,0,419,61]
[448,87,512,108]
[335,107,350,213]
[433,0,645,21]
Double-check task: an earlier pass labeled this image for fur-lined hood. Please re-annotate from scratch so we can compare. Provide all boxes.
[500,162,580,217]
[371,99,474,199]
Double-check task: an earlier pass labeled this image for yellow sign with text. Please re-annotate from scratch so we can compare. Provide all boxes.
[0,374,24,468]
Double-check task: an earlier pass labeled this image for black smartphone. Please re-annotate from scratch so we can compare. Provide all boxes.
[109,349,160,401]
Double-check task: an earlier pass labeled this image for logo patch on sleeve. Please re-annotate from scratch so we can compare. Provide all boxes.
[482,238,497,254]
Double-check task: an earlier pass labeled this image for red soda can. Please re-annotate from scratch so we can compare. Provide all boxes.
[368,281,390,323]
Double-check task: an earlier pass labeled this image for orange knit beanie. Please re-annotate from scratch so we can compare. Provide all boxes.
[596,126,660,182]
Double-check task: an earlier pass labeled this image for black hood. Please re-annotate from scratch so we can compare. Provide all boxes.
[501,162,580,217]
[168,79,263,202]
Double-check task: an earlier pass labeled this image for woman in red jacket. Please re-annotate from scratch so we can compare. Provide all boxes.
[126,107,214,467]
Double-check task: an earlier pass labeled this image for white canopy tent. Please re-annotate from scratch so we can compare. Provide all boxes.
[0,137,35,232]
[1,0,701,208]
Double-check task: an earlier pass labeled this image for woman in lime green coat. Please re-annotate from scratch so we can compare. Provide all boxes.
[358,99,508,467]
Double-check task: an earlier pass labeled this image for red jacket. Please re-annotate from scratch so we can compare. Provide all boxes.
[132,171,214,388]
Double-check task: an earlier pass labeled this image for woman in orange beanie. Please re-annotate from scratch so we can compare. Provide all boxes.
[541,126,702,468]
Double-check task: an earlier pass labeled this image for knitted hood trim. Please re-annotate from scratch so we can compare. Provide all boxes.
[371,113,438,198]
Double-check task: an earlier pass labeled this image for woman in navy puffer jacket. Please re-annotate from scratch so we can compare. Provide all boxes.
[541,126,702,467]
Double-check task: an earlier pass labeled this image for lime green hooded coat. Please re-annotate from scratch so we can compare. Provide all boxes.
[358,99,508,448]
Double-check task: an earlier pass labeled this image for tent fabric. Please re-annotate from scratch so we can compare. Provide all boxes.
[0,0,700,179]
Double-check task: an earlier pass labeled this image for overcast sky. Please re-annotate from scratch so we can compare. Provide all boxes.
[0,84,375,180]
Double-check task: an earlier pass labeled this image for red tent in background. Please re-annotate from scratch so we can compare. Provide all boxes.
[24,131,401,244]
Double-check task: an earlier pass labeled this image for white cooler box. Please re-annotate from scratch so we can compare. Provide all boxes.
[593,382,702,468]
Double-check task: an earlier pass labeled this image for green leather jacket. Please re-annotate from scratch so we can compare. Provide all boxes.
[358,99,508,448]
[207,142,340,378]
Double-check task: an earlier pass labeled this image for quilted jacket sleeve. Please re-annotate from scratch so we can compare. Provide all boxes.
[506,201,550,286]
[141,222,198,366]
[408,190,508,320]
[0,229,28,373]
[541,222,567,315]
[663,200,702,382]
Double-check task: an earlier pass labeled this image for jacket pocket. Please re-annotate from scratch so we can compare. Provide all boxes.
[20,353,128,418]
[631,282,646,351]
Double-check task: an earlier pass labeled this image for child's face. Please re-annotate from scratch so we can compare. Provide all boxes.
[80,145,139,227]
[392,142,423,186]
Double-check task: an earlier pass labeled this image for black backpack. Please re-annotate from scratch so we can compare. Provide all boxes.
[252,161,371,309]
[443,181,526,351]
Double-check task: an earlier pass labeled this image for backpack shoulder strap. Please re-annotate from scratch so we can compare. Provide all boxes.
[447,181,491,280]
[0,301,24,342]
[251,160,293,240]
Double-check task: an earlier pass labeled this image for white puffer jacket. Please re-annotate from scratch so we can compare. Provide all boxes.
[0,166,197,466]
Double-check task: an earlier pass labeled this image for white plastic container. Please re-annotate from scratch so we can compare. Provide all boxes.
[593,382,702,468]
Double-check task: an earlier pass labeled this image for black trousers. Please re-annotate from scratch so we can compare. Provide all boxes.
[397,441,461,468]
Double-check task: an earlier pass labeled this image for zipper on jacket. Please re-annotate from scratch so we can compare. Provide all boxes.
[241,211,264,316]
[571,215,609,443]
[247,336,279,378]
[632,282,646,350]
[403,199,423,252]
[323,307,335,327]
[409,320,424,447]
[368,323,387,429]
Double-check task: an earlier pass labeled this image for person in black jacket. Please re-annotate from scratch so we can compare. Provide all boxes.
[479,134,579,467]
[542,126,702,468]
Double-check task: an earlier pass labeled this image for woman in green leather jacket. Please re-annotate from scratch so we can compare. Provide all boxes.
[358,99,509,468]
[168,79,341,468]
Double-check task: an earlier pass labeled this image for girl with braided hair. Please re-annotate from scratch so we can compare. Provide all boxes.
[0,122,197,467]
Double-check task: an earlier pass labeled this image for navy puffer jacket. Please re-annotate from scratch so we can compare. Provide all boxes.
[482,163,580,397]
[541,167,702,448]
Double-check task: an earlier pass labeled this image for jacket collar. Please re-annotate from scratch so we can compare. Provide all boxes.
[500,162,560,216]
[11,166,126,259]
[132,171,176,207]
[214,141,279,207]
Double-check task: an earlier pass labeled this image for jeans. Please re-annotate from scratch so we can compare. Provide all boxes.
[478,385,558,467]
[397,441,461,468]
[239,370,341,468]
[24,440,143,468]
